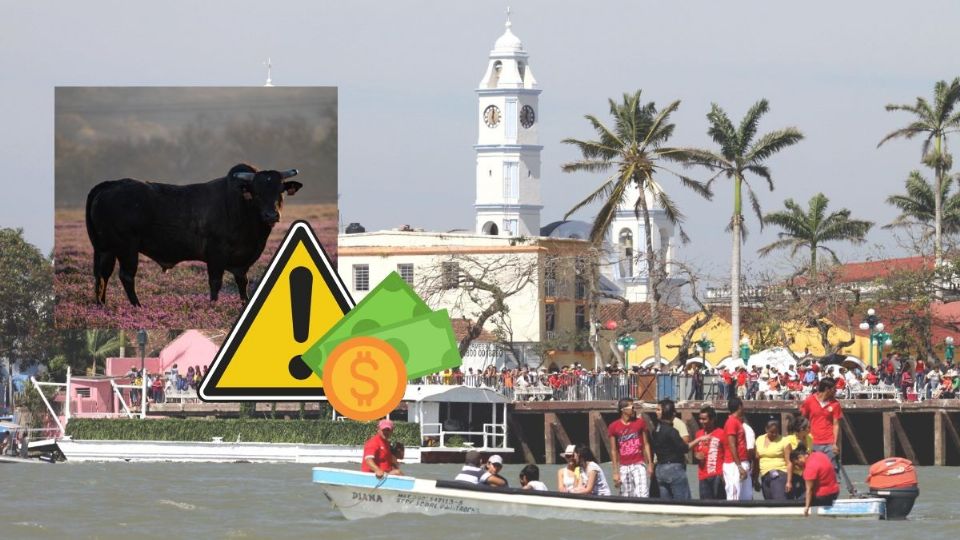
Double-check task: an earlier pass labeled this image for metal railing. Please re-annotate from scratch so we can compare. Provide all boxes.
[420,422,508,449]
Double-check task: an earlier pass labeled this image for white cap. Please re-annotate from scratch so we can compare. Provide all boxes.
[561,444,576,456]
[487,454,503,465]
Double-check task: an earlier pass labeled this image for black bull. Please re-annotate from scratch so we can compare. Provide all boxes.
[85,163,302,306]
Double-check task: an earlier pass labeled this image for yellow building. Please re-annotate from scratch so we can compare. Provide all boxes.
[629,312,878,367]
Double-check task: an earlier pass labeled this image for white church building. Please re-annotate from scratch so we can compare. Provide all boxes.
[338,13,682,369]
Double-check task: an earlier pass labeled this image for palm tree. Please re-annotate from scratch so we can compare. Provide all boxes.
[885,170,960,238]
[562,90,712,363]
[759,193,873,278]
[84,329,122,376]
[879,78,960,269]
[691,100,803,358]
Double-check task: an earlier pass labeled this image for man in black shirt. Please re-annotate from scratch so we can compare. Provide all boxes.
[652,399,692,500]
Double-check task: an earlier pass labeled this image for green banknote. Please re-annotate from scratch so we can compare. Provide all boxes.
[302,271,432,374]
[309,308,462,379]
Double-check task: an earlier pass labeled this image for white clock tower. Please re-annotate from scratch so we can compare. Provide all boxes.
[475,10,543,238]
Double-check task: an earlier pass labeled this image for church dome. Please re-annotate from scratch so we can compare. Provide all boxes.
[494,25,523,52]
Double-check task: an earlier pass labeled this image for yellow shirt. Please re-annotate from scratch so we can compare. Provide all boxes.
[756,434,789,477]
[783,433,813,474]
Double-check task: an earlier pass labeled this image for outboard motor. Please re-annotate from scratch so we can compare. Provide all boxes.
[867,457,919,520]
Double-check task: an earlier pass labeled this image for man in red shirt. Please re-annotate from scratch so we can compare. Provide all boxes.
[608,398,653,497]
[722,397,750,500]
[692,405,725,500]
[361,419,397,478]
[790,448,839,516]
[799,378,842,471]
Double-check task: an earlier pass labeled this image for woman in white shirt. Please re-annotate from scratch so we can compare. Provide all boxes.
[557,445,582,492]
[570,445,611,496]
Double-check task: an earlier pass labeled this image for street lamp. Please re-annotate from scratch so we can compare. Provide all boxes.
[739,337,751,363]
[946,336,955,365]
[859,308,888,367]
[695,333,716,364]
[137,329,148,419]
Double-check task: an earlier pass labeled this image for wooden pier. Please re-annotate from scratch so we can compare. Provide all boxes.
[510,399,960,466]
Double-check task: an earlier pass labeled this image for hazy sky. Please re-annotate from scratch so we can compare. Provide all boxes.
[3,0,957,285]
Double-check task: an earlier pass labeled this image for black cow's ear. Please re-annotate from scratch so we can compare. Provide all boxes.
[283,181,303,196]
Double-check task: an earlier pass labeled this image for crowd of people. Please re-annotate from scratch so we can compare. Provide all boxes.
[363,377,848,516]
[123,364,208,406]
[415,352,960,403]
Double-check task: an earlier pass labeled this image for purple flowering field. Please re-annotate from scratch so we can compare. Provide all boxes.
[54,204,339,329]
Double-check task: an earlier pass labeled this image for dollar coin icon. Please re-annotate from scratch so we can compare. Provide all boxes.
[322,336,407,421]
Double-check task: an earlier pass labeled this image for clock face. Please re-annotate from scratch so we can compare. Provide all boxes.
[483,105,501,128]
[520,105,536,128]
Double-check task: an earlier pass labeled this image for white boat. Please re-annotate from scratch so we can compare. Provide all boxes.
[312,467,890,522]
[54,437,423,464]
[0,455,46,464]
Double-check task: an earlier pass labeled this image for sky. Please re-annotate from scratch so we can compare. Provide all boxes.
[2,0,957,286]
[54,87,337,207]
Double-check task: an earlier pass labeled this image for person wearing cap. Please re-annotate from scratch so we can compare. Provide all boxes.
[480,454,509,487]
[556,444,582,492]
[361,419,396,479]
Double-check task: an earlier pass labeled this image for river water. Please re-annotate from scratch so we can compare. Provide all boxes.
[2,463,955,539]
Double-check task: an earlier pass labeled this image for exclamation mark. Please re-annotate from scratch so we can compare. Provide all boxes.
[288,266,314,380]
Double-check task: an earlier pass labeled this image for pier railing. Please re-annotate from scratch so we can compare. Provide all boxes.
[414,372,922,403]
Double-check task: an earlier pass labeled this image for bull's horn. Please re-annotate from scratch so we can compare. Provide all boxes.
[280,169,299,179]
[234,172,256,181]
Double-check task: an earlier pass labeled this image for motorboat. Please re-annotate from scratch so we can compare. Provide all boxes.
[312,467,907,523]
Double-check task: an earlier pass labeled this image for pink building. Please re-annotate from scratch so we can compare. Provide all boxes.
[65,330,219,418]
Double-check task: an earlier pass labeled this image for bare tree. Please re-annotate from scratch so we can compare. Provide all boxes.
[417,252,539,359]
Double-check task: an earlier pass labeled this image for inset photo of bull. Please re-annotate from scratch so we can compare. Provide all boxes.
[54,87,338,329]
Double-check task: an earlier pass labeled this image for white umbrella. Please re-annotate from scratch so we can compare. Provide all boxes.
[842,357,865,371]
[640,358,669,369]
[748,347,797,372]
[684,357,713,368]
[717,356,746,371]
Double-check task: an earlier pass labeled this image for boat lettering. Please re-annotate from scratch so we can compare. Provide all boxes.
[396,493,479,513]
[351,492,383,503]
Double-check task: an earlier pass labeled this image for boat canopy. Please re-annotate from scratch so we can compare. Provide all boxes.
[402,384,510,404]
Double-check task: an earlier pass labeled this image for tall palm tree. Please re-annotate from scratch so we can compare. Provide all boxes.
[885,170,960,237]
[879,78,960,269]
[691,100,803,358]
[84,329,121,376]
[759,193,873,278]
[562,90,712,363]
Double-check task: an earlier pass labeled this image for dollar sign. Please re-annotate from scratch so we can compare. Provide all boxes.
[350,350,380,407]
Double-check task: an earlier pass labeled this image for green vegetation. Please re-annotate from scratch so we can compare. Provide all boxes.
[65,418,420,446]
[693,99,804,358]
[563,90,713,363]
[879,78,960,270]
[759,192,873,278]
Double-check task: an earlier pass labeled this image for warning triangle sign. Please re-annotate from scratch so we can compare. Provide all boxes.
[199,220,354,401]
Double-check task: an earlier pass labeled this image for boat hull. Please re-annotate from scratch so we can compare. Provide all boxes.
[313,467,885,523]
[55,439,422,464]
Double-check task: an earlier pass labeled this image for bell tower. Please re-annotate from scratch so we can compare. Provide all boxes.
[475,9,543,237]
